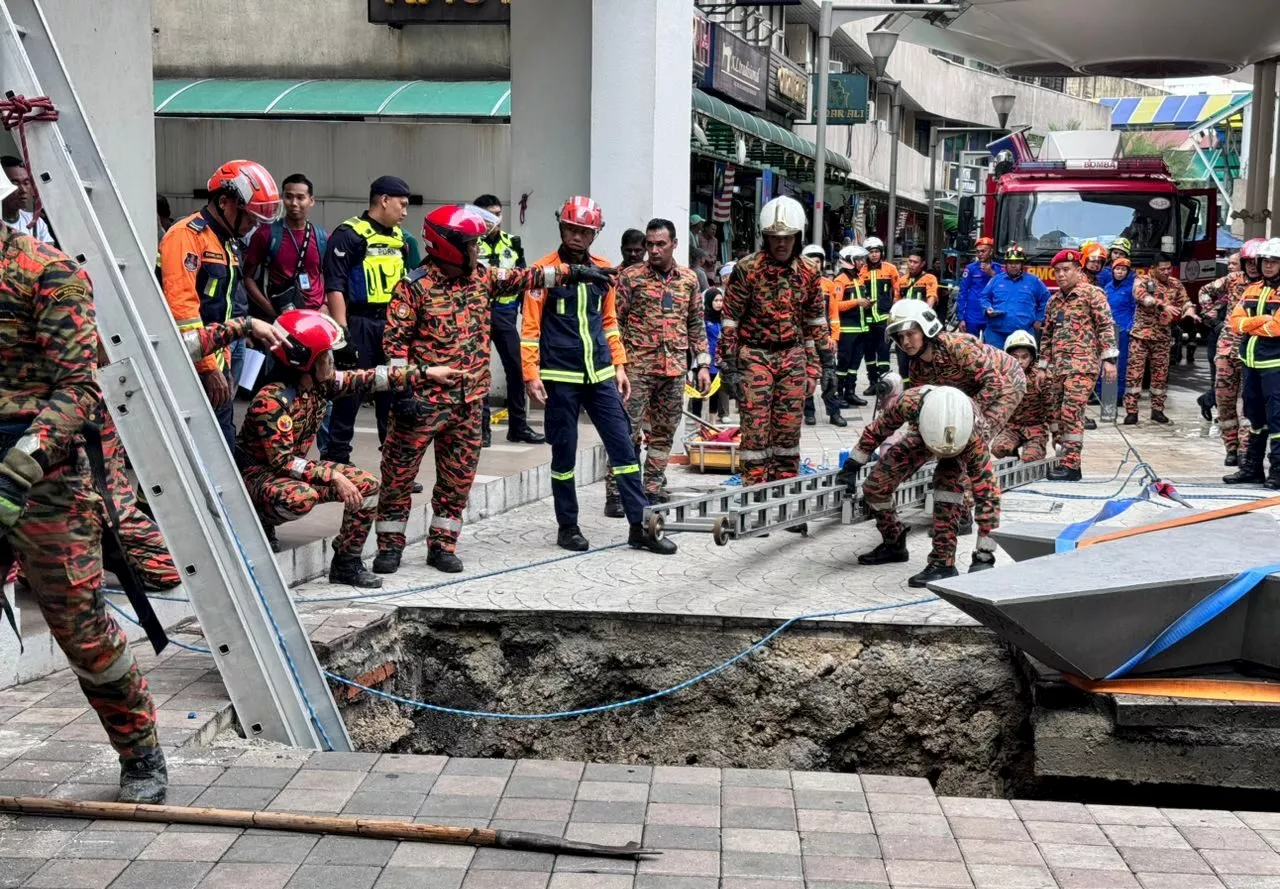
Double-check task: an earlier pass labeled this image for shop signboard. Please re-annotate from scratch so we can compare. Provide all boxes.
[369,0,510,25]
[769,51,809,119]
[813,73,869,124]
[693,14,712,82]
[704,24,768,111]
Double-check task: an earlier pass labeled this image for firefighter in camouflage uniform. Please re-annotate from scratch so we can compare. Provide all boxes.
[1041,249,1119,481]
[1123,254,1192,425]
[717,196,838,488]
[990,330,1051,463]
[1199,238,1265,465]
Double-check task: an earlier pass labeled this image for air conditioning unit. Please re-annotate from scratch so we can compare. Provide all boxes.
[828,60,845,74]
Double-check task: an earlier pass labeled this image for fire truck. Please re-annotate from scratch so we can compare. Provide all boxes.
[951,130,1220,297]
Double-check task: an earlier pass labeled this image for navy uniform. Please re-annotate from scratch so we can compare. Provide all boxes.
[478,229,544,445]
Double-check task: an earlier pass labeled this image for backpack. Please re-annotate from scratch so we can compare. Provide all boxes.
[264,220,328,283]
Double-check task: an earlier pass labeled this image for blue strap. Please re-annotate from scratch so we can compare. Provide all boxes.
[1054,488,1153,552]
[1106,562,1280,679]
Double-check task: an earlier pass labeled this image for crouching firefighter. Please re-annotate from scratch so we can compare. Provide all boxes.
[836,385,1001,587]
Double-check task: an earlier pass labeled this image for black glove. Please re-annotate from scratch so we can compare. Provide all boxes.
[566,265,617,289]
[720,355,743,403]
[835,456,865,491]
[0,449,42,533]
[818,350,838,400]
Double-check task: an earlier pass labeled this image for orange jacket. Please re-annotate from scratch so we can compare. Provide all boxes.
[898,272,939,306]
[521,250,626,384]
[820,277,842,342]
[157,208,242,374]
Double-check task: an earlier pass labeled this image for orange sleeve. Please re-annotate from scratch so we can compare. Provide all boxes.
[602,286,627,365]
[924,274,939,306]
[520,289,545,382]
[159,225,218,374]
[827,283,840,342]
[1233,305,1280,337]
[836,278,863,311]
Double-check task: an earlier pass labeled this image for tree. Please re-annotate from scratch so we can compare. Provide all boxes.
[1120,133,1199,185]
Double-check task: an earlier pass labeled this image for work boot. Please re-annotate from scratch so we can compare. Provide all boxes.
[1224,433,1266,484]
[958,510,974,536]
[1266,463,1280,492]
[328,554,382,588]
[908,562,959,588]
[509,427,547,444]
[482,425,492,448]
[1047,465,1083,482]
[1084,418,1097,430]
[857,529,910,565]
[969,552,996,573]
[557,525,590,552]
[262,523,281,554]
[862,383,879,396]
[427,547,464,573]
[603,494,626,518]
[1123,412,1138,425]
[629,522,677,555]
[1151,410,1170,424]
[1224,450,1239,467]
[1198,390,1216,421]
[828,412,848,428]
[372,549,402,574]
[119,748,168,805]
[804,411,817,426]
[847,393,869,407]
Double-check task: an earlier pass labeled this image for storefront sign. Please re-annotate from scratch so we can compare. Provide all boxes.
[693,15,712,81]
[704,24,767,111]
[769,51,808,118]
[815,73,869,124]
[369,0,510,26]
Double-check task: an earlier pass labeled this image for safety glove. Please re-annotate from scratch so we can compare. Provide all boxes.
[835,455,865,492]
[565,265,617,289]
[0,449,43,534]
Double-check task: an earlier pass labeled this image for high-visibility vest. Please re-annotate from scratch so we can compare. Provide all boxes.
[1241,285,1280,370]
[345,217,405,305]
[480,232,522,307]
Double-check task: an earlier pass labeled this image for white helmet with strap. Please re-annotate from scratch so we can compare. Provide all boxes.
[1259,237,1280,261]
[1003,329,1038,360]
[839,244,868,267]
[863,236,885,251]
[759,196,806,236]
[919,386,975,458]
[885,299,943,341]
[801,243,826,259]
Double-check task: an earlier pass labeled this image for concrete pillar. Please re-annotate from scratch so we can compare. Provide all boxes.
[509,0,693,264]
[1244,60,1277,240]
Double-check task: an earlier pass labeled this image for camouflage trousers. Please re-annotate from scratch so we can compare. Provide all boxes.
[1215,332,1245,453]
[101,417,180,591]
[1049,370,1094,470]
[737,344,807,486]
[1124,335,1173,413]
[862,432,998,568]
[605,372,682,500]
[6,457,158,759]
[243,464,379,556]
[375,398,484,554]
[991,424,1048,463]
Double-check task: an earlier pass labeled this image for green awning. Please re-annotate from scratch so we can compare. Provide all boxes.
[692,89,852,177]
[154,79,512,119]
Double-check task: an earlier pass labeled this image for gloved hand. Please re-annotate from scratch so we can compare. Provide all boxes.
[0,449,43,533]
[720,356,743,402]
[566,265,617,289]
[835,456,864,491]
[818,350,838,400]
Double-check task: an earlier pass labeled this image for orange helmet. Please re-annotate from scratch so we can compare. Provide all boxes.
[207,160,282,224]
[1081,241,1106,266]
[556,196,604,232]
[975,236,995,249]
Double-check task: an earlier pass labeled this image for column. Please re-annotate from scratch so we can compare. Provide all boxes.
[1243,60,1276,240]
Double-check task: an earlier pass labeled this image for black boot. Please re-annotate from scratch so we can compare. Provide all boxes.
[629,522,677,555]
[1084,418,1097,430]
[1048,465,1083,481]
[857,529,910,565]
[482,425,492,448]
[1225,450,1239,467]
[508,427,547,444]
[329,554,382,588]
[1224,433,1266,484]
[1122,412,1138,425]
[603,493,626,518]
[1151,410,1170,424]
[558,525,590,551]
[909,562,959,588]
[846,393,869,407]
[119,749,168,804]
[1266,463,1280,492]
[372,549,402,574]
[427,547,464,573]
[1198,390,1216,422]
[804,411,817,426]
[828,411,848,428]
[969,552,996,573]
[262,523,281,554]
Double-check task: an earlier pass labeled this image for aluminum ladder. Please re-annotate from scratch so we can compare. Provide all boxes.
[0,0,351,750]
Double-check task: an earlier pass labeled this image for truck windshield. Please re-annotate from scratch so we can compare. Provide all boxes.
[996,191,1177,264]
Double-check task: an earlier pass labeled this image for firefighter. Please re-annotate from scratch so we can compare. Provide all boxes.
[372,204,614,574]
[899,248,939,307]
[836,385,1000,586]
[0,195,167,803]
[717,196,838,487]
[473,194,545,447]
[522,197,676,555]
[833,245,870,407]
[609,218,710,508]
[158,159,281,451]
[957,236,1001,337]
[1123,254,1191,425]
[801,243,847,427]
[991,330,1051,463]
[1041,249,1119,481]
[1200,238,1263,466]
[1225,237,1280,489]
[1081,242,1108,286]
[858,236,899,393]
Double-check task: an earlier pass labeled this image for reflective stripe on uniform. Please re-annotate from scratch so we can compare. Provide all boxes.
[773,445,800,457]
[722,319,738,329]
[1220,419,1239,429]
[551,469,575,482]
[1059,433,1084,443]
[934,490,965,504]
[288,456,309,478]
[375,520,408,534]
[805,316,827,325]
[866,498,894,511]
[739,448,771,460]
[1150,388,1166,396]
[541,265,558,289]
[521,340,541,349]
[374,365,390,391]
[430,515,463,532]
[851,449,871,463]
[611,464,640,475]
[648,446,671,460]
[541,369,585,383]
[361,494,379,510]
[389,357,408,368]
[181,329,203,361]
[71,649,137,686]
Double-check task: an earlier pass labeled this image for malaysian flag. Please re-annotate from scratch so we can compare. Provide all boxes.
[712,162,735,223]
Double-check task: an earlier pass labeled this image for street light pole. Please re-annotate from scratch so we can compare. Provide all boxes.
[885,80,901,255]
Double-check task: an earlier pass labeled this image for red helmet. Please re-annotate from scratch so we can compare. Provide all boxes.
[422,204,493,272]
[273,309,344,372]
[207,160,282,224]
[1051,249,1082,267]
[556,196,604,232]
[1242,238,1267,261]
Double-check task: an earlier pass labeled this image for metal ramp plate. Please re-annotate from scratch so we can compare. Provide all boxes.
[928,512,1280,680]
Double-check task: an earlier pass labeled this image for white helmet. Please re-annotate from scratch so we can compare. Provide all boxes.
[801,243,826,259]
[1003,329,1038,361]
[873,371,904,404]
[1259,238,1280,261]
[885,299,943,341]
[918,386,976,458]
[864,236,885,251]
[719,261,736,279]
[838,244,868,267]
[759,196,806,237]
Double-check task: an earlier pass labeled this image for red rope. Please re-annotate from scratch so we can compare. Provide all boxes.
[0,94,58,234]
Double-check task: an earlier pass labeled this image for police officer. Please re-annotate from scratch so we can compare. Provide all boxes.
[473,194,545,447]
[978,244,1050,349]
[320,176,412,464]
